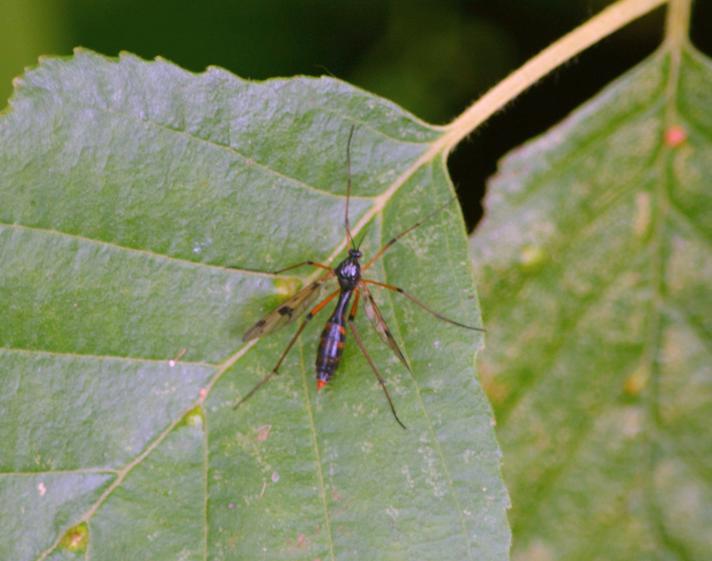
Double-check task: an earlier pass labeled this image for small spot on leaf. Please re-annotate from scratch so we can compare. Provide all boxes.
[181,406,204,428]
[168,347,187,367]
[60,523,89,552]
[479,362,509,405]
[519,244,547,272]
[664,124,687,147]
[255,424,272,442]
[274,277,301,297]
[624,366,649,397]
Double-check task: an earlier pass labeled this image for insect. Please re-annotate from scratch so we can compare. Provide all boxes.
[235,127,484,428]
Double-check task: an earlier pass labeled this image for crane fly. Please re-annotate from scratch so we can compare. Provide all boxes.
[235,126,484,428]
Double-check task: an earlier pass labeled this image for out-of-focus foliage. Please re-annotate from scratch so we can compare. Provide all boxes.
[472,43,712,561]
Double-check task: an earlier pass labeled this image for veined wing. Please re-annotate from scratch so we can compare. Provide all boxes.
[243,278,328,342]
[360,283,412,372]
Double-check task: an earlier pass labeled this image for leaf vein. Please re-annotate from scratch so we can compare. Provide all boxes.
[1,222,277,279]
[496,259,633,423]
[297,338,336,561]
[95,105,375,202]
[0,346,217,368]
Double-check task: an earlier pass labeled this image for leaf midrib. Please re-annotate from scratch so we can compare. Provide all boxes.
[296,339,337,561]
[638,38,684,560]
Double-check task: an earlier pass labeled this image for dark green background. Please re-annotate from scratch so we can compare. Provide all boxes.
[2,0,710,228]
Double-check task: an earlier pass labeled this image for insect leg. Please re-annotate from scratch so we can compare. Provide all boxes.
[234,289,340,409]
[347,303,407,430]
[347,286,361,321]
[272,261,332,275]
[362,196,456,271]
[359,282,412,373]
[362,279,485,332]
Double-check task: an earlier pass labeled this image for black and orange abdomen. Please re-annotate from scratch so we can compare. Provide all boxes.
[316,319,346,389]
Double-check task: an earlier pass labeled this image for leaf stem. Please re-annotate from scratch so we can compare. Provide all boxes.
[663,0,690,122]
[664,0,691,49]
[440,0,667,155]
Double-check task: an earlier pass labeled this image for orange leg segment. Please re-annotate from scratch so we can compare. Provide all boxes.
[233,288,339,409]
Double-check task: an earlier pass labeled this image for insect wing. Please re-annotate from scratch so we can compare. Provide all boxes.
[242,280,325,342]
[361,284,412,372]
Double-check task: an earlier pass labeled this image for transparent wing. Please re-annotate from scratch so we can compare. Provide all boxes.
[360,283,412,372]
[242,278,328,342]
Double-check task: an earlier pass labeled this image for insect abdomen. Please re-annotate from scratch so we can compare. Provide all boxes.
[316,320,346,389]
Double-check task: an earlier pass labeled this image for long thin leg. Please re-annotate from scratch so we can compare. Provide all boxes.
[347,303,407,430]
[344,125,356,249]
[272,261,332,275]
[359,282,412,373]
[362,279,485,332]
[347,285,361,321]
[362,196,456,270]
[233,289,339,409]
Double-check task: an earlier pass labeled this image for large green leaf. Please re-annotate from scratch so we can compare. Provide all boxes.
[0,49,509,560]
[471,44,711,560]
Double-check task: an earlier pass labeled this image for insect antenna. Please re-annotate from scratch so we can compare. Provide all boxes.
[354,231,368,251]
[363,195,458,270]
[344,125,357,250]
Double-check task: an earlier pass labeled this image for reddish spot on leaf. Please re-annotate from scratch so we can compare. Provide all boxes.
[286,532,311,552]
[255,424,272,442]
[665,125,687,147]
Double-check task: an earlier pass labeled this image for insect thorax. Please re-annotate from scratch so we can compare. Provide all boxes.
[335,256,361,289]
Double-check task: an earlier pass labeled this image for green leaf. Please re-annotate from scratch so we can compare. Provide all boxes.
[0,49,509,560]
[471,44,711,560]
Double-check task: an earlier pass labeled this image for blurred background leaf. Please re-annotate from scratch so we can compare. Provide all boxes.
[2,0,711,230]
[471,42,711,560]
